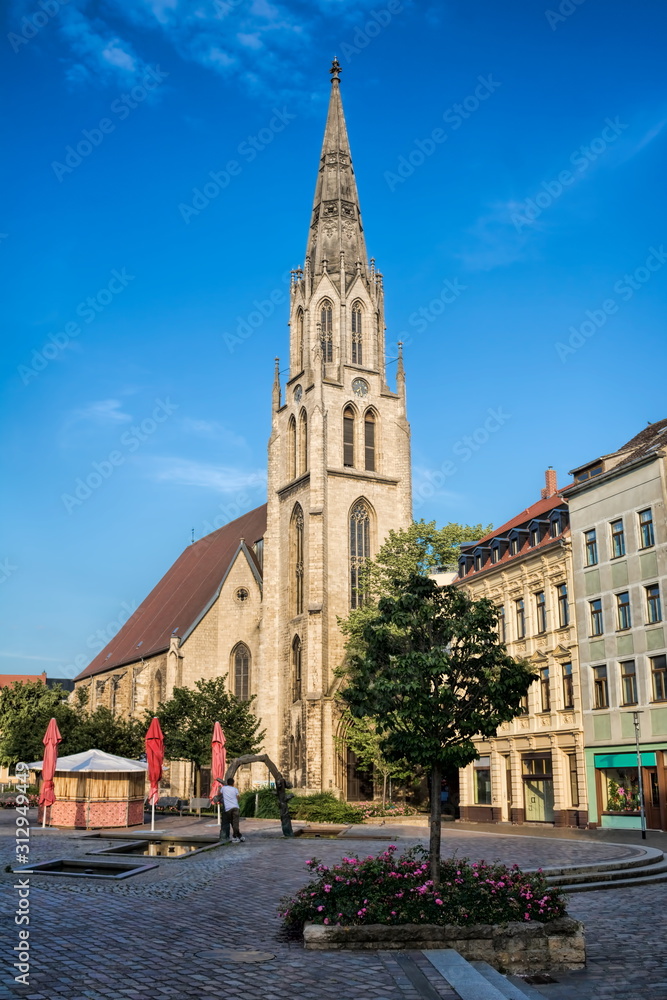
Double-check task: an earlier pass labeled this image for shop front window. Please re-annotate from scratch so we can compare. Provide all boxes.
[602,767,640,813]
[473,757,492,805]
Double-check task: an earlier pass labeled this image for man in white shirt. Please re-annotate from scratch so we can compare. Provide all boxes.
[220,778,244,843]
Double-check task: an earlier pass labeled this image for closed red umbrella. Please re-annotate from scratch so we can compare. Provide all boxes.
[38,717,62,828]
[145,717,164,831]
[210,722,226,827]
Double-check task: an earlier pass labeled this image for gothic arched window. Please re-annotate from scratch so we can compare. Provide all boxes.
[349,499,371,609]
[298,409,308,476]
[292,635,302,701]
[343,406,355,468]
[288,415,296,480]
[351,302,363,365]
[233,643,250,701]
[295,308,304,370]
[292,503,304,615]
[364,410,376,472]
[320,299,333,362]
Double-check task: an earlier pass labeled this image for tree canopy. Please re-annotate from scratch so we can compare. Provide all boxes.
[340,518,492,652]
[340,574,534,883]
[151,676,264,782]
[0,682,144,766]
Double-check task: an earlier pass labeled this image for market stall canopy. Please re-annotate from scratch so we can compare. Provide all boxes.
[28,749,148,772]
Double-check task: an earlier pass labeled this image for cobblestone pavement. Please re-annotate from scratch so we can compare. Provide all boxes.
[1,813,666,1000]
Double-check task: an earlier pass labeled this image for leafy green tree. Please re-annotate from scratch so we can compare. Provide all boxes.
[340,519,492,653]
[334,711,412,808]
[0,682,146,766]
[71,706,144,758]
[0,681,79,766]
[150,676,265,797]
[340,575,534,885]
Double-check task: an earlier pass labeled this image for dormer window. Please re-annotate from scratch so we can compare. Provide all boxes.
[491,546,500,564]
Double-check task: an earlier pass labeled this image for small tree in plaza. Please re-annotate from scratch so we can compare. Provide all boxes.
[333,710,412,809]
[340,574,534,885]
[150,676,265,797]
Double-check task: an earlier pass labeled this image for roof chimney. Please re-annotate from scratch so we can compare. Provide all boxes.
[541,467,558,499]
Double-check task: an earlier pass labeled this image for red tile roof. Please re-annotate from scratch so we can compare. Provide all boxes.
[463,493,568,548]
[0,672,47,688]
[75,504,267,681]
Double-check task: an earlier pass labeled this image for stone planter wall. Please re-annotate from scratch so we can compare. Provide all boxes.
[303,916,585,974]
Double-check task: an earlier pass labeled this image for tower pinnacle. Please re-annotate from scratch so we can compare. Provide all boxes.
[305,60,367,284]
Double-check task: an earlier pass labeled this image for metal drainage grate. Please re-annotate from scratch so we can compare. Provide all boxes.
[196,950,275,964]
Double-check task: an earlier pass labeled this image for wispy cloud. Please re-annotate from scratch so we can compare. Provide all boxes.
[11,0,392,96]
[149,457,266,493]
[0,651,63,663]
[70,399,133,425]
[180,417,247,449]
[456,202,536,272]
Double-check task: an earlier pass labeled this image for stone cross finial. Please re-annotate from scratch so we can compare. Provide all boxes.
[330,57,341,83]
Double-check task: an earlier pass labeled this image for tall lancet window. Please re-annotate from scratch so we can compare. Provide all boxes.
[349,500,371,609]
[295,309,304,370]
[351,303,363,364]
[343,406,355,467]
[292,635,302,701]
[292,503,304,615]
[287,415,296,480]
[320,300,333,362]
[233,643,250,701]
[298,409,308,475]
[364,411,376,472]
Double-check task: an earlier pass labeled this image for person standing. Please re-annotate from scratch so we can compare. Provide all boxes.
[221,778,245,843]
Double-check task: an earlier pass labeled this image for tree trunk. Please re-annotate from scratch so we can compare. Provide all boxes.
[429,762,442,887]
[382,772,387,810]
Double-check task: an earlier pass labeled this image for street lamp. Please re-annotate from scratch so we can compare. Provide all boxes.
[622,710,646,840]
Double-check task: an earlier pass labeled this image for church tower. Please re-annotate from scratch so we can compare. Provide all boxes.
[257,60,412,797]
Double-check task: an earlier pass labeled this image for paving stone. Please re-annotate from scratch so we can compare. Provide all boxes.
[2,812,667,999]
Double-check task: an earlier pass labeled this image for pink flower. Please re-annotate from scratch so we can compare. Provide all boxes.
[435,899,443,905]
[317,906,324,912]
[324,918,330,925]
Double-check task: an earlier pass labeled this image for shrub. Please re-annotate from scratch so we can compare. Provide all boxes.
[239,788,281,819]
[290,793,363,824]
[238,789,364,824]
[279,845,567,934]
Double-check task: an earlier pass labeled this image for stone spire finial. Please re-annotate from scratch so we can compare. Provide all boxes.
[305,60,367,282]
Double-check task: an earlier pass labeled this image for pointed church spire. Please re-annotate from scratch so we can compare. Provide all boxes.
[306,59,368,286]
[272,357,281,411]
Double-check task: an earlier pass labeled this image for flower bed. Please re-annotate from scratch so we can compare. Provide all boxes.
[279,846,583,972]
[279,845,567,933]
[348,801,419,820]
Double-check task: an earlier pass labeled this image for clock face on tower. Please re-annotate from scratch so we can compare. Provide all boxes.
[351,378,369,398]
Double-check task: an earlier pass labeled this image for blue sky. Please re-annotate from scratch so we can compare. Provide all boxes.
[2,0,666,679]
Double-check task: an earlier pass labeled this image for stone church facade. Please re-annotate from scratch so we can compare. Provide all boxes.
[74,60,412,799]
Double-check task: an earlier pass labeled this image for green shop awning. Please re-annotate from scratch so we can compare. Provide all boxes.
[594,752,656,768]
